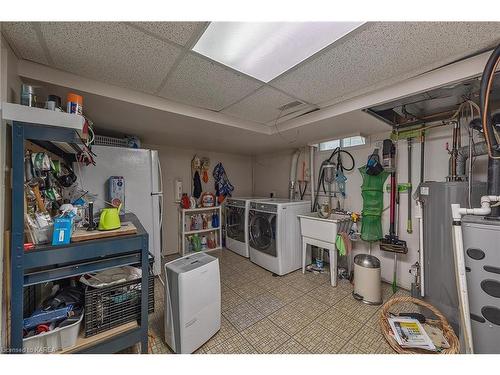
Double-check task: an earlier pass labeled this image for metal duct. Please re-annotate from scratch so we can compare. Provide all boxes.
[456,141,488,177]
[309,146,315,210]
[289,149,301,200]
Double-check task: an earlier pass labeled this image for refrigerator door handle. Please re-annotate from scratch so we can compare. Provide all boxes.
[154,151,164,254]
[159,194,163,228]
[150,150,163,194]
[157,154,163,195]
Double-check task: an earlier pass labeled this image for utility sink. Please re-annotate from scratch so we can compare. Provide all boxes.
[297,212,351,243]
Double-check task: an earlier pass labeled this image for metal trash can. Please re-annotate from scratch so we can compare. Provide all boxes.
[353,254,382,305]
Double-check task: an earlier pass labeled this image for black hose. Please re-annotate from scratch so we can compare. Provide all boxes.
[312,147,355,211]
[299,181,308,200]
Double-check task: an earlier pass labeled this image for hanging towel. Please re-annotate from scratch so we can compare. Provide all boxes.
[340,232,352,254]
[213,162,234,201]
[193,170,202,199]
[336,234,347,256]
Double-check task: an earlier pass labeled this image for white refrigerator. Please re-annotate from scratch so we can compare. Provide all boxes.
[75,145,163,275]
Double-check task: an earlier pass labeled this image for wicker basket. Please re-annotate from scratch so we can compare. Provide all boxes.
[379,296,460,354]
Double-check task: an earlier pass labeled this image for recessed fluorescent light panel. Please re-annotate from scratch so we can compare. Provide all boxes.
[193,22,365,82]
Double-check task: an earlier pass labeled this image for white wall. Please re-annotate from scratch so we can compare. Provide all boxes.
[253,125,488,289]
[148,144,253,255]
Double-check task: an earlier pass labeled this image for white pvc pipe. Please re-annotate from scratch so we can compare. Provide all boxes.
[309,146,315,209]
[289,149,301,200]
[458,195,500,216]
[416,201,425,297]
[451,203,474,354]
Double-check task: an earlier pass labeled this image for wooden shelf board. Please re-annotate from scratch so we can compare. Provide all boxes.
[184,227,221,235]
[181,206,221,212]
[58,321,138,354]
[71,222,137,242]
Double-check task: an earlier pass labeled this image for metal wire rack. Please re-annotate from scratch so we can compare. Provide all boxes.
[83,267,154,337]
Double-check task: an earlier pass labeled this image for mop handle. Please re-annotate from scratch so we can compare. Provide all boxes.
[389,173,396,236]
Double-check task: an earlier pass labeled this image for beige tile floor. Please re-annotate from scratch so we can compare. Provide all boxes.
[137,248,409,354]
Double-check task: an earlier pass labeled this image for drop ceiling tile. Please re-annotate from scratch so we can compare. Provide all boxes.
[129,22,206,46]
[1,22,49,64]
[222,87,309,124]
[159,52,262,111]
[271,22,500,106]
[39,22,182,94]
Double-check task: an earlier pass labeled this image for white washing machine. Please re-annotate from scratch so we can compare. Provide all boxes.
[248,199,311,275]
[225,197,270,258]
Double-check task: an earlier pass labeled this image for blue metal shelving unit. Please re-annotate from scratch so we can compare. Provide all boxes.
[9,121,149,353]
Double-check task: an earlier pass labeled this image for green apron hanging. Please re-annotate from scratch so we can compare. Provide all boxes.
[359,166,390,242]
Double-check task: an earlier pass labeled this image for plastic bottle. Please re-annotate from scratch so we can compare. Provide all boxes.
[201,235,208,250]
[211,212,219,228]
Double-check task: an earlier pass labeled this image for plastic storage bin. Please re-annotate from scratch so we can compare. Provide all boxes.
[22,311,84,353]
[83,269,154,337]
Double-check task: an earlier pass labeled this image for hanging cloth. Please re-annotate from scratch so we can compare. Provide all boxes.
[201,157,210,183]
[336,234,347,256]
[213,162,234,202]
[340,232,352,254]
[193,170,202,199]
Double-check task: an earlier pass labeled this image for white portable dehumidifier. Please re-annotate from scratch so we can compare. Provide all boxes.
[164,252,221,354]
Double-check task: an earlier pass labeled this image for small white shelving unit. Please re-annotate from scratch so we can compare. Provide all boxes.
[179,206,222,256]
[2,102,85,131]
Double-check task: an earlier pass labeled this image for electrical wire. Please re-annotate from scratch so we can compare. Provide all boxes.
[82,115,95,147]
[74,129,96,166]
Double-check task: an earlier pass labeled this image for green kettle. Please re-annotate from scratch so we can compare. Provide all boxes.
[98,204,121,231]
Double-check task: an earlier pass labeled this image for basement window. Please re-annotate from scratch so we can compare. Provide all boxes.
[318,135,366,151]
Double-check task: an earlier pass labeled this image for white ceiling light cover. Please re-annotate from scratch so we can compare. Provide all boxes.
[193,22,365,82]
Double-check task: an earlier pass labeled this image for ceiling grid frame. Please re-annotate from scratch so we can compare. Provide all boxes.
[2,21,500,129]
[1,22,49,64]
[221,85,318,124]
[36,22,185,94]
[13,47,496,154]
[158,51,263,111]
[122,21,201,49]
[119,21,273,109]
[151,22,211,95]
[31,22,55,66]
[119,22,319,112]
[270,21,500,106]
